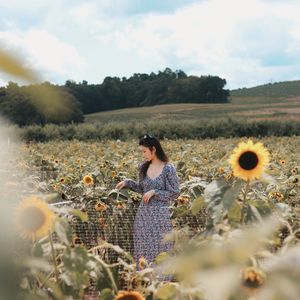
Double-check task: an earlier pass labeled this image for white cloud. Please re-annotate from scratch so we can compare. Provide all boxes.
[1,0,300,88]
[93,0,300,88]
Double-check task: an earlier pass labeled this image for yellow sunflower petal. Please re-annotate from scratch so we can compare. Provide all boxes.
[83,175,94,186]
[229,139,270,181]
[14,196,56,241]
[115,290,145,300]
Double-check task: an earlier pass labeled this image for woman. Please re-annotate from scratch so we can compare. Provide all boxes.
[116,134,180,281]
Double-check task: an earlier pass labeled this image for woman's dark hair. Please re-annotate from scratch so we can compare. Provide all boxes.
[138,134,169,179]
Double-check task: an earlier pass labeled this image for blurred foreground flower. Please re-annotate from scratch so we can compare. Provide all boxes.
[14,196,56,241]
[241,266,266,295]
[115,290,145,300]
[0,48,38,82]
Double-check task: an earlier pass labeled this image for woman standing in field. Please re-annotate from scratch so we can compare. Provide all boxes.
[116,134,180,281]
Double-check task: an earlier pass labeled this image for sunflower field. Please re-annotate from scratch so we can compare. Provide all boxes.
[0,135,299,300]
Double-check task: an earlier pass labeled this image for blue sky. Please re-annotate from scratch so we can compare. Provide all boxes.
[1,0,300,89]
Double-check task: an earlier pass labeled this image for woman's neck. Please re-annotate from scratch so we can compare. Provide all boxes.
[150,157,163,166]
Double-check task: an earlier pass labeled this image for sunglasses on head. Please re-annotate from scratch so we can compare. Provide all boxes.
[140,133,153,139]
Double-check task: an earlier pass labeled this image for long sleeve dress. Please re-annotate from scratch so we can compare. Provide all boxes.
[124,161,180,281]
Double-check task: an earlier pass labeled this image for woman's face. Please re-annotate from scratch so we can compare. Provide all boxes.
[139,145,155,161]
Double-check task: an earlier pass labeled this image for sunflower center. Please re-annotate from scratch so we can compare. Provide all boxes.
[20,206,46,231]
[238,151,259,170]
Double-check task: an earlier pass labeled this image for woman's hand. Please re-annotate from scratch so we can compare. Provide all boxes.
[116,180,126,190]
[143,189,155,204]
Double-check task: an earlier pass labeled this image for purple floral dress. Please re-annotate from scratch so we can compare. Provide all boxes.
[124,161,180,281]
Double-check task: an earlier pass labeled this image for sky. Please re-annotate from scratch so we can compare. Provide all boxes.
[0,0,300,89]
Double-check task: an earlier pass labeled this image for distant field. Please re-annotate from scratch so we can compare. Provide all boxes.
[85,96,300,123]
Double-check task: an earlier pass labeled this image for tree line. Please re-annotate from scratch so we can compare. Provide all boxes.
[0,68,230,126]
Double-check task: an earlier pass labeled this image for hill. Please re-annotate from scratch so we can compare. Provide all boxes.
[85,80,300,123]
[231,80,300,98]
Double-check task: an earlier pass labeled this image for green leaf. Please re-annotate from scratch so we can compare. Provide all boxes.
[96,265,118,291]
[227,201,242,223]
[32,242,44,258]
[204,179,228,207]
[70,209,89,222]
[155,252,170,265]
[222,180,243,210]
[99,288,114,300]
[172,206,189,217]
[54,219,72,245]
[155,284,177,300]
[22,258,52,273]
[191,196,205,215]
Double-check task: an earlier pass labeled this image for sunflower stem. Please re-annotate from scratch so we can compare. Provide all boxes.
[243,179,250,202]
[241,179,250,224]
[94,256,118,294]
[49,231,59,283]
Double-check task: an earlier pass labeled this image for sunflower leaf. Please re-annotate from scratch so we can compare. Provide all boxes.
[99,288,114,300]
[155,284,177,300]
[222,180,243,210]
[70,209,89,222]
[191,196,205,215]
[54,219,72,245]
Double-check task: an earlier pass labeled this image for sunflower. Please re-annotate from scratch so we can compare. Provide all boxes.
[95,201,108,212]
[178,195,190,204]
[279,159,285,166]
[241,266,266,294]
[138,256,148,270]
[14,196,56,241]
[98,217,107,228]
[83,175,94,186]
[291,168,297,175]
[218,167,225,174]
[268,191,284,202]
[229,139,270,181]
[114,290,145,300]
[59,177,65,184]
[72,235,84,247]
[116,203,126,209]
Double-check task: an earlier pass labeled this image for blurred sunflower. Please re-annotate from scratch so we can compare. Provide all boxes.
[138,256,148,270]
[218,167,225,174]
[116,203,126,209]
[98,217,107,228]
[14,196,56,241]
[229,140,270,181]
[178,195,190,204]
[83,175,94,186]
[72,235,84,247]
[115,290,145,300]
[95,201,108,211]
[241,266,266,295]
[291,168,297,175]
[279,159,285,166]
[268,191,284,202]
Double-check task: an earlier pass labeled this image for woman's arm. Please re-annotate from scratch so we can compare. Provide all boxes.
[154,163,180,201]
[124,162,144,194]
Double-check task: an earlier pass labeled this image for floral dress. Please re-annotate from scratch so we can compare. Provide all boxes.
[124,161,180,281]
